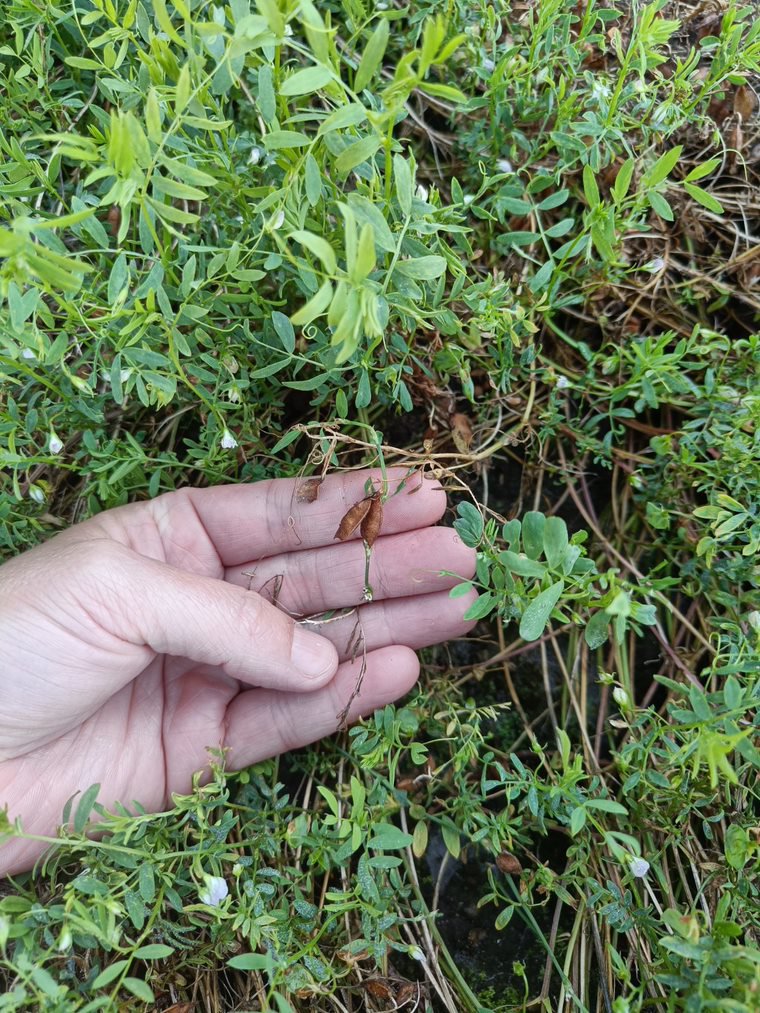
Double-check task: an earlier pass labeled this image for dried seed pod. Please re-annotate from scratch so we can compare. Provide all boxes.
[360,493,383,547]
[334,495,373,541]
[296,477,323,503]
[495,852,523,875]
[450,412,474,452]
[107,205,121,238]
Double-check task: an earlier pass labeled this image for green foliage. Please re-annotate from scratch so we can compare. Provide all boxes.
[1,0,759,1010]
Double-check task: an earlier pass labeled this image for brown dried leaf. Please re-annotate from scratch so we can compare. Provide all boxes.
[360,493,383,547]
[334,496,373,541]
[734,84,758,121]
[450,412,474,453]
[496,852,523,875]
[296,477,323,503]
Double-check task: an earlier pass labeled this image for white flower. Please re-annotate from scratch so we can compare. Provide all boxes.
[199,875,229,907]
[21,348,36,360]
[283,23,293,36]
[748,610,760,632]
[49,431,63,455]
[496,158,513,174]
[612,686,630,709]
[416,183,429,201]
[248,146,263,165]
[630,857,650,878]
[555,374,570,390]
[463,193,474,206]
[28,484,45,504]
[220,428,238,450]
[482,57,495,72]
[270,209,285,230]
[644,257,665,273]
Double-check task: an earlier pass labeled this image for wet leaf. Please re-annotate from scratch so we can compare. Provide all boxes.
[334,495,373,541]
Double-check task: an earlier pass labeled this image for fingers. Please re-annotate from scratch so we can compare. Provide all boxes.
[223,646,420,768]
[227,526,477,614]
[297,587,479,660]
[149,468,446,567]
[80,542,339,692]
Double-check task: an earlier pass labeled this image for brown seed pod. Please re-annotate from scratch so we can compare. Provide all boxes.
[296,477,323,503]
[495,852,523,875]
[107,205,121,238]
[360,493,383,547]
[334,495,373,541]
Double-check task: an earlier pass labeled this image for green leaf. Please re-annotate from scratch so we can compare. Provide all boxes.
[684,158,720,182]
[290,230,337,273]
[228,952,272,971]
[585,798,627,815]
[519,580,564,641]
[73,783,101,833]
[412,821,428,858]
[133,944,174,960]
[543,516,569,569]
[291,280,333,326]
[569,807,587,836]
[159,156,217,187]
[152,175,207,201]
[645,145,682,187]
[683,182,724,213]
[538,188,569,211]
[335,135,381,174]
[498,550,546,578]
[354,18,390,92]
[264,130,311,149]
[454,501,483,547]
[175,64,191,112]
[612,157,634,202]
[394,153,413,216]
[271,311,295,353]
[463,592,496,621]
[647,190,674,221]
[368,823,414,850]
[91,960,130,990]
[584,610,610,650]
[394,256,447,280]
[280,64,333,97]
[522,511,545,559]
[65,56,102,70]
[582,164,600,208]
[449,581,474,598]
[122,977,155,1003]
[138,863,155,903]
[317,103,367,136]
[725,824,750,870]
[441,823,461,859]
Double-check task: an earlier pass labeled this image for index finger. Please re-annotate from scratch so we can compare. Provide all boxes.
[154,468,447,567]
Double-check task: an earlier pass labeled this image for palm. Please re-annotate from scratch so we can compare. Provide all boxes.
[0,471,475,875]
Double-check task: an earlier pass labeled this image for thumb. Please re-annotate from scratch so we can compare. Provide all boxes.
[85,541,339,691]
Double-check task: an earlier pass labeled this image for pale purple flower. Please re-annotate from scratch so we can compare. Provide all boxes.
[220,428,238,450]
[49,431,63,455]
[630,857,650,878]
[199,875,229,907]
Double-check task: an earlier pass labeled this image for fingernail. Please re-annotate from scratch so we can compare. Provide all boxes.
[291,627,338,683]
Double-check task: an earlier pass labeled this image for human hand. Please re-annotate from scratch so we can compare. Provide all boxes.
[0,469,476,875]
